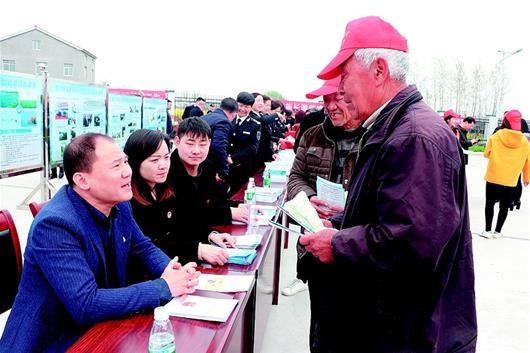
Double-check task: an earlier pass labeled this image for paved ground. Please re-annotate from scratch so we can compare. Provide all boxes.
[0,153,528,352]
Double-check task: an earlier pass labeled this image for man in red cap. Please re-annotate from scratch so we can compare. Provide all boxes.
[282,77,364,300]
[299,16,477,352]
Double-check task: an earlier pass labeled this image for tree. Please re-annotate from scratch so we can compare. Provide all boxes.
[263,90,285,100]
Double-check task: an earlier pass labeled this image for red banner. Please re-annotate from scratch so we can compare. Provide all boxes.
[108,88,166,99]
[281,100,323,112]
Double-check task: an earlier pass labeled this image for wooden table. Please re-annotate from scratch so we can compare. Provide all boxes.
[68,182,287,353]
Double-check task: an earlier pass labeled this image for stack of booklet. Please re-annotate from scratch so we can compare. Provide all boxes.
[234,234,263,249]
[164,295,238,322]
[224,248,257,265]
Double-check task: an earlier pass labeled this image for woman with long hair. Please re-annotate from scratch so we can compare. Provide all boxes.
[124,129,233,266]
[482,110,530,238]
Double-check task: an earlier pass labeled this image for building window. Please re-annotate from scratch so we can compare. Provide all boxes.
[2,60,16,71]
[64,63,73,76]
[35,62,47,74]
[32,40,41,51]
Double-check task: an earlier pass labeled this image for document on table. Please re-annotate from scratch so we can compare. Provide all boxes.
[235,233,263,249]
[316,176,346,209]
[196,274,254,292]
[164,295,238,322]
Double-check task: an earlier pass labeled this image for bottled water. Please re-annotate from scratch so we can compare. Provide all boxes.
[148,307,176,353]
[244,177,256,204]
[263,168,271,188]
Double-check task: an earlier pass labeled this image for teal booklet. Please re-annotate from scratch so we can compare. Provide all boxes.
[224,248,257,265]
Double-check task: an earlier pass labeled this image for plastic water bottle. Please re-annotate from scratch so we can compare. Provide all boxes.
[148,307,176,353]
[263,168,271,188]
[244,177,256,204]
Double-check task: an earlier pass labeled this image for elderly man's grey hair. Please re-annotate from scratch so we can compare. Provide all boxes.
[354,48,409,83]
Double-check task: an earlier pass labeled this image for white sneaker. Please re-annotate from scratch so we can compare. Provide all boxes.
[281,279,307,296]
[480,231,494,239]
[492,231,503,239]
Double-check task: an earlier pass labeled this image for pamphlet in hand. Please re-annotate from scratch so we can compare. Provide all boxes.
[235,233,263,249]
[196,274,254,292]
[281,191,325,233]
[316,176,346,209]
[164,295,238,322]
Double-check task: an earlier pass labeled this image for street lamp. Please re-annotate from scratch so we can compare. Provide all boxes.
[491,49,523,116]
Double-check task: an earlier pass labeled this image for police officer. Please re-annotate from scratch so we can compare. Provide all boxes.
[228,91,261,196]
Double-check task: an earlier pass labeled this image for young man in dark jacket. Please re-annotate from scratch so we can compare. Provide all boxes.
[300,16,477,353]
[201,97,238,181]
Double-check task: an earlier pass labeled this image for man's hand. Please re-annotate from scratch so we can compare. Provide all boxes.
[299,228,337,263]
[161,257,200,297]
[198,243,229,266]
[471,139,479,145]
[227,156,233,165]
[321,219,334,228]
[209,232,237,248]
[231,206,249,224]
[309,196,343,218]
[272,153,280,160]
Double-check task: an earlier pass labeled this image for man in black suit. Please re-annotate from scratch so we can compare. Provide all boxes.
[182,97,206,119]
[227,92,261,196]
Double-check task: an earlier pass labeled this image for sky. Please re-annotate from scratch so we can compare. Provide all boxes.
[1,0,528,114]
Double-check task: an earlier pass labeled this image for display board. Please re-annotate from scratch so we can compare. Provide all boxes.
[0,72,44,177]
[142,97,167,132]
[107,93,142,148]
[48,79,107,164]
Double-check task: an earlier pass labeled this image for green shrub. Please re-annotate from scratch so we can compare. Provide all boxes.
[469,145,485,152]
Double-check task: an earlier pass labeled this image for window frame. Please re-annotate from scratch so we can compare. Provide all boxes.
[63,63,74,77]
[2,60,16,71]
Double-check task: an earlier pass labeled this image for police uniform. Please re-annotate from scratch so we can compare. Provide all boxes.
[228,113,261,195]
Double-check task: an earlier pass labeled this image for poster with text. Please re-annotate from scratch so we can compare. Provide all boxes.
[0,72,43,176]
[142,98,167,132]
[48,79,106,164]
[108,93,142,147]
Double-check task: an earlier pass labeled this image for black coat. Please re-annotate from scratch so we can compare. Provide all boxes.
[202,109,233,179]
[322,86,477,352]
[228,115,261,166]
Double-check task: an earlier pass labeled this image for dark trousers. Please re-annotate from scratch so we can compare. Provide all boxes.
[485,182,515,232]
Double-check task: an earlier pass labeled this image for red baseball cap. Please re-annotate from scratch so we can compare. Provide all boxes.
[305,76,341,99]
[505,109,522,131]
[318,16,408,80]
[443,109,461,120]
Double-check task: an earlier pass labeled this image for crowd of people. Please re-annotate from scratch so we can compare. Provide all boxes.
[2,15,529,353]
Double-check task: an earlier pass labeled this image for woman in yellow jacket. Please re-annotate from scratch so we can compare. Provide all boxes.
[483,109,530,238]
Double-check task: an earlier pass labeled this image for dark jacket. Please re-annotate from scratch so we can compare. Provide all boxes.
[169,155,232,227]
[228,115,261,166]
[320,86,477,352]
[254,112,277,168]
[287,117,360,201]
[456,125,473,164]
[202,109,233,179]
[294,108,326,152]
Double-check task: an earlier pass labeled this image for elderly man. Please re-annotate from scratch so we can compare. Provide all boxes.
[0,133,200,353]
[283,79,364,342]
[299,16,477,352]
